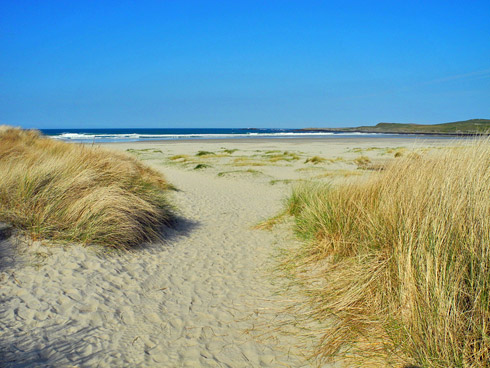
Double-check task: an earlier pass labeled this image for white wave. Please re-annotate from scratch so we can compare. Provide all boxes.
[50,131,386,142]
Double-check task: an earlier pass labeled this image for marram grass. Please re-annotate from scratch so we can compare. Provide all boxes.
[0,126,174,248]
[281,139,490,367]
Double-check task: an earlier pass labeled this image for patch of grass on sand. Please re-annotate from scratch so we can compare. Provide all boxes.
[324,156,345,163]
[169,154,191,162]
[296,167,327,172]
[349,146,380,154]
[253,211,288,230]
[269,179,296,185]
[217,169,263,177]
[193,163,211,170]
[0,126,174,248]
[221,148,238,154]
[304,156,326,164]
[126,148,163,154]
[196,150,215,157]
[264,151,300,162]
[126,148,164,160]
[313,170,363,179]
[353,155,372,169]
[231,157,266,166]
[276,139,490,367]
[382,146,406,157]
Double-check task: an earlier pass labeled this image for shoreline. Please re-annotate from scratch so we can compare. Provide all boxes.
[99,135,466,146]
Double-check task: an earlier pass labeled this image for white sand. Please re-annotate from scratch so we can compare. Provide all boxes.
[0,137,458,367]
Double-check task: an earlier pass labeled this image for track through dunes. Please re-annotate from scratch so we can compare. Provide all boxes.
[0,164,310,367]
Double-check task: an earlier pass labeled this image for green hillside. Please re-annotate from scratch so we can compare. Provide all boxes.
[305,119,490,135]
[358,119,490,134]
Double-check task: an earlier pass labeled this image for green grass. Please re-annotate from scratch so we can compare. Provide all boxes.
[196,150,215,156]
[263,151,301,162]
[194,163,211,170]
[269,179,296,185]
[169,154,191,161]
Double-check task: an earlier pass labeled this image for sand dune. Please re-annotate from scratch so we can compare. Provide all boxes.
[0,137,454,367]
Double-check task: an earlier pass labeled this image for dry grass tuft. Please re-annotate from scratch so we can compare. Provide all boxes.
[279,139,490,367]
[313,170,363,179]
[231,157,267,167]
[353,155,372,169]
[305,156,326,164]
[0,126,174,248]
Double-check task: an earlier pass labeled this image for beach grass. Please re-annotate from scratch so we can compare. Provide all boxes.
[353,155,371,169]
[263,151,301,162]
[221,148,238,154]
[194,163,211,170]
[217,169,263,177]
[231,157,267,166]
[304,156,326,164]
[195,150,215,156]
[278,139,490,367]
[313,169,363,179]
[169,154,191,162]
[0,126,174,248]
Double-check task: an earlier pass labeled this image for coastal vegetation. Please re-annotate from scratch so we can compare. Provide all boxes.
[305,118,490,135]
[304,156,326,164]
[0,126,174,248]
[193,163,212,170]
[217,169,263,177]
[278,139,490,367]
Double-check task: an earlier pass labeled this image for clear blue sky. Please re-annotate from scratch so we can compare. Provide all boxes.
[1,0,489,129]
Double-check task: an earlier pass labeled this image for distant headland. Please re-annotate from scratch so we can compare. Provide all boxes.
[299,119,490,135]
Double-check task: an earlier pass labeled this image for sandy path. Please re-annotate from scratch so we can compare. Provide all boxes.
[0,165,308,367]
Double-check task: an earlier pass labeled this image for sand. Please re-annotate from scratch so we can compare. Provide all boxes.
[0,137,458,367]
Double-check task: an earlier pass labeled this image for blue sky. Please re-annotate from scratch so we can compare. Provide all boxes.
[1,0,489,129]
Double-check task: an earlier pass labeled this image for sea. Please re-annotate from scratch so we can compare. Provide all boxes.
[39,128,437,143]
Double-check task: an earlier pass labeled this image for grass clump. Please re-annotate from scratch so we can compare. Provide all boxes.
[169,154,190,162]
[222,148,238,154]
[353,155,371,169]
[193,163,211,170]
[265,151,301,163]
[269,179,297,185]
[305,156,326,164]
[232,157,266,166]
[0,126,174,248]
[195,150,215,156]
[281,139,490,367]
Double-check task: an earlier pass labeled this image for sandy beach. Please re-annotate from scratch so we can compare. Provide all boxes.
[0,137,459,367]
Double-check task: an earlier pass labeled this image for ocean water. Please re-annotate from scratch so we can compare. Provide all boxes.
[40,128,407,143]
